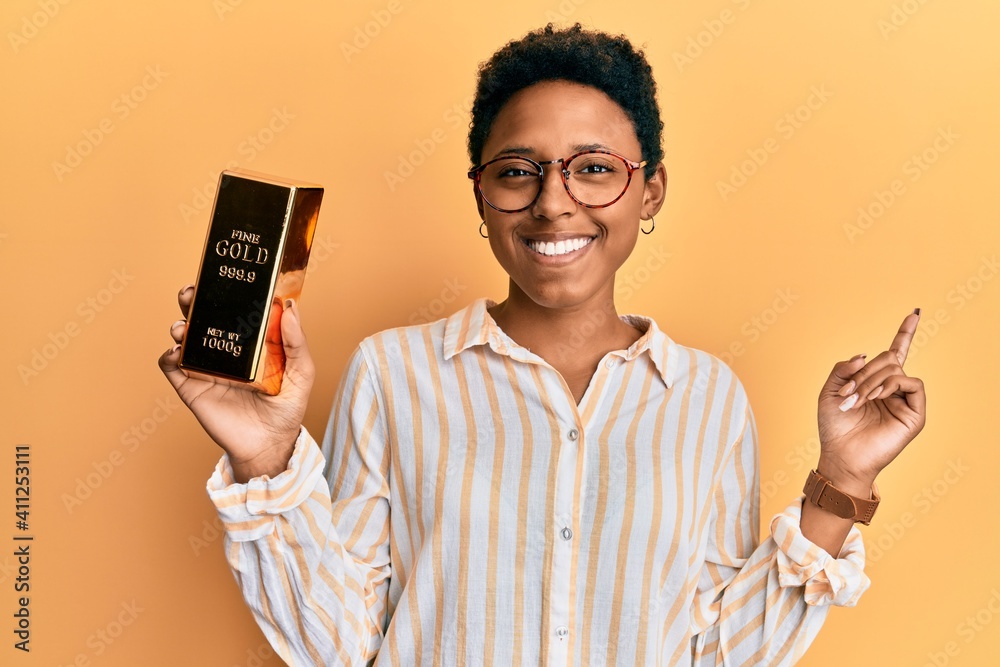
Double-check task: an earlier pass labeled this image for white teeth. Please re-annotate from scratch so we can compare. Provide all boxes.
[526,236,594,257]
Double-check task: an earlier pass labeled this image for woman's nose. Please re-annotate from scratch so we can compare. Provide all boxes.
[531,166,575,218]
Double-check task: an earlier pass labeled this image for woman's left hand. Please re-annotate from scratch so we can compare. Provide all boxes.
[815,310,927,488]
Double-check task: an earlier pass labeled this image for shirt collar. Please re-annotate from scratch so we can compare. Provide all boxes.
[442,297,677,389]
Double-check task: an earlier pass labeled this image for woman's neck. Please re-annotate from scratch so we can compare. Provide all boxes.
[486,281,643,368]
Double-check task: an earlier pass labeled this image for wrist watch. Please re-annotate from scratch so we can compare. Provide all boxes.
[802,469,880,525]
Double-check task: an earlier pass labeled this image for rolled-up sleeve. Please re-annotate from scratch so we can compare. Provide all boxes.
[206,343,392,666]
[689,403,870,666]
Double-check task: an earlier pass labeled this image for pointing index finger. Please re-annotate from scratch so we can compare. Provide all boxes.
[891,307,921,366]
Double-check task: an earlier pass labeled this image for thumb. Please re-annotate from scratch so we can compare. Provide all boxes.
[278,297,315,386]
[157,343,189,392]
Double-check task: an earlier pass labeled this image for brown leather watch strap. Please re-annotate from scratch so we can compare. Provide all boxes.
[802,469,880,525]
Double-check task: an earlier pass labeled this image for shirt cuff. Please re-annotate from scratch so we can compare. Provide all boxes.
[769,493,871,607]
[205,425,328,542]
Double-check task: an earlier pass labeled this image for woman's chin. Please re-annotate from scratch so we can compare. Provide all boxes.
[519,286,603,311]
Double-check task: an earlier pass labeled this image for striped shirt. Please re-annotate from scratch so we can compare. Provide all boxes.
[207,296,870,666]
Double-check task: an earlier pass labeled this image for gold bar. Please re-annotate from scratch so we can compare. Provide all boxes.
[179,168,324,395]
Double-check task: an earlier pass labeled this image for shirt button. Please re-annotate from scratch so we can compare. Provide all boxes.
[567,428,579,441]
[560,526,573,540]
[555,625,569,639]
[605,358,617,369]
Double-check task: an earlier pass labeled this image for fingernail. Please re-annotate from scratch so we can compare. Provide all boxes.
[850,353,867,362]
[171,319,186,329]
[866,385,883,401]
[180,284,194,295]
[838,380,856,396]
[839,392,858,411]
[913,307,921,316]
[171,343,181,353]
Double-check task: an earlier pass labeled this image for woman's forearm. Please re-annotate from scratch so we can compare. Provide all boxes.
[798,459,877,558]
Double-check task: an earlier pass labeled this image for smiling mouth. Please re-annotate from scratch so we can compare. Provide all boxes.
[521,235,597,257]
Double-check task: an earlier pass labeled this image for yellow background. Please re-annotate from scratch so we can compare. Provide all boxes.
[3,0,998,664]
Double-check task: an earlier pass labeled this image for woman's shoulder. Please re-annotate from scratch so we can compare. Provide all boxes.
[351,297,487,364]
[658,333,752,410]
[358,318,449,354]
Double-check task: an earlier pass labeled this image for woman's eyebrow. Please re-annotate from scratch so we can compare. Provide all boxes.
[571,142,613,152]
[489,146,534,159]
[488,142,614,160]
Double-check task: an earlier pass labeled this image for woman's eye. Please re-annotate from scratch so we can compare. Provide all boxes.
[499,167,535,178]
[578,162,614,173]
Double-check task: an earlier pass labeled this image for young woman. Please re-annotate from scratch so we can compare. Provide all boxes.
[159,23,926,666]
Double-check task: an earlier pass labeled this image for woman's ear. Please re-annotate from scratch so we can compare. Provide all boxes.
[473,181,486,220]
[642,161,667,219]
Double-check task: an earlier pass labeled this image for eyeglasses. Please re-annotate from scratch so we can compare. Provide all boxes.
[467,149,647,213]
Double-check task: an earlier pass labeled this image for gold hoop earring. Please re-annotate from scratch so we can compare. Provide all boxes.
[641,216,655,235]
[479,220,488,238]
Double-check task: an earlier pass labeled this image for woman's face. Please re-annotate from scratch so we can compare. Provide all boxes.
[475,78,665,311]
